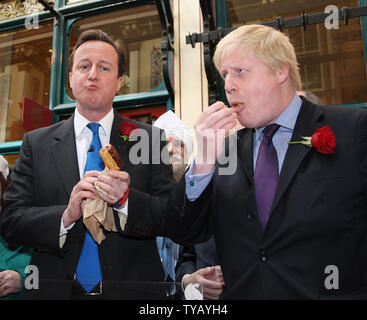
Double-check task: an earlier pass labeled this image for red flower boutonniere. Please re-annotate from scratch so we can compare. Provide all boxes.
[288,125,336,154]
[120,121,138,141]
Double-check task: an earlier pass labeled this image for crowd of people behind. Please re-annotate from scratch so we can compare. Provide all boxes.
[1,23,366,301]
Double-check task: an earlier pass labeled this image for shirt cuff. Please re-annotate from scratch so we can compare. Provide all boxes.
[59,218,75,248]
[60,218,75,236]
[181,274,190,291]
[115,199,128,231]
[114,198,128,216]
[185,160,214,201]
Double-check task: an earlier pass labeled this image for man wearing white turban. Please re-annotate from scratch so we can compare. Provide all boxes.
[153,111,193,282]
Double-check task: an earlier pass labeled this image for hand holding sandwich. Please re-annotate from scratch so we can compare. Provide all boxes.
[62,144,130,228]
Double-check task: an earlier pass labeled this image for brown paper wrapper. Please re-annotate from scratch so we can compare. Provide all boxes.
[82,169,118,244]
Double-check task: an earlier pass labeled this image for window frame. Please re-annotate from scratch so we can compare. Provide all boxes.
[0,0,171,156]
[214,0,367,108]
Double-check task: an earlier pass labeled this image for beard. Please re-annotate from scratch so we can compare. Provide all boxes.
[172,162,186,174]
[171,157,187,181]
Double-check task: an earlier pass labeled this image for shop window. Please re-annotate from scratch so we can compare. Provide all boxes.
[0,22,53,143]
[226,0,367,106]
[117,104,167,124]
[67,4,163,99]
[55,104,166,126]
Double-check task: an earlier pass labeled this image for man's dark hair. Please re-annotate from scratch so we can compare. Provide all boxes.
[69,29,126,77]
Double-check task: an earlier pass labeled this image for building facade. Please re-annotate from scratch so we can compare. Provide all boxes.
[0,0,366,164]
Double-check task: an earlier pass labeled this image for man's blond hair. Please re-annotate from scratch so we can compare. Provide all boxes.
[213,24,302,90]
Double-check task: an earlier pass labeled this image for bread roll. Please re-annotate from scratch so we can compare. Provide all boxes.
[99,144,122,171]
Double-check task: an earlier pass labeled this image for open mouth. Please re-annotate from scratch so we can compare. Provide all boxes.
[221,103,243,110]
[231,103,242,110]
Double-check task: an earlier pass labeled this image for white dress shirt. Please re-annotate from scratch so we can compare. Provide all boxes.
[59,108,128,237]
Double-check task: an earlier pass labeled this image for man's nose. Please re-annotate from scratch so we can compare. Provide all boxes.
[225,75,238,94]
[88,65,98,80]
[167,143,173,155]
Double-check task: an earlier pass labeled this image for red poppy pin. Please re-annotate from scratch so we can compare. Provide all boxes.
[288,125,336,154]
[120,121,138,141]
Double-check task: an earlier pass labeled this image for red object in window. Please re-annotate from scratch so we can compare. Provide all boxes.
[117,105,166,122]
[22,97,52,131]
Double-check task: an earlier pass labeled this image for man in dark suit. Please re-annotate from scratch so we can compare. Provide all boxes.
[0,29,175,299]
[175,236,224,300]
[160,24,367,299]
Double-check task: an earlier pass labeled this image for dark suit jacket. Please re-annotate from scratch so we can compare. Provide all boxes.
[0,110,175,299]
[175,236,219,283]
[164,98,367,299]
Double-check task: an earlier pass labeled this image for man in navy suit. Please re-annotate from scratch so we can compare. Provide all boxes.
[175,236,224,300]
[0,29,174,299]
[158,24,367,299]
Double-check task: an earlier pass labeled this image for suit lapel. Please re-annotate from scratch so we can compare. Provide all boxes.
[270,100,324,213]
[109,112,128,170]
[109,111,139,171]
[237,128,254,181]
[49,112,132,195]
[50,115,80,195]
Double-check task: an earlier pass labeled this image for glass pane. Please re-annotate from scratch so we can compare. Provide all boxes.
[226,0,367,106]
[0,22,53,143]
[67,4,163,98]
[66,0,85,4]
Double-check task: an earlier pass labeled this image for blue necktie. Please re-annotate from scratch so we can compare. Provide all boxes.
[76,123,104,292]
[253,124,280,230]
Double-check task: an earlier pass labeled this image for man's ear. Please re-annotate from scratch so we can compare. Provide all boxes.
[116,76,123,93]
[69,72,73,89]
[276,64,290,84]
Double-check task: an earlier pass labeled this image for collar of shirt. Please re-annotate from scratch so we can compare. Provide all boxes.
[254,93,302,141]
[253,93,302,172]
[74,108,114,141]
[74,108,114,179]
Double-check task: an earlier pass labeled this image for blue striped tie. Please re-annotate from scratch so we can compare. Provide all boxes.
[76,123,104,292]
